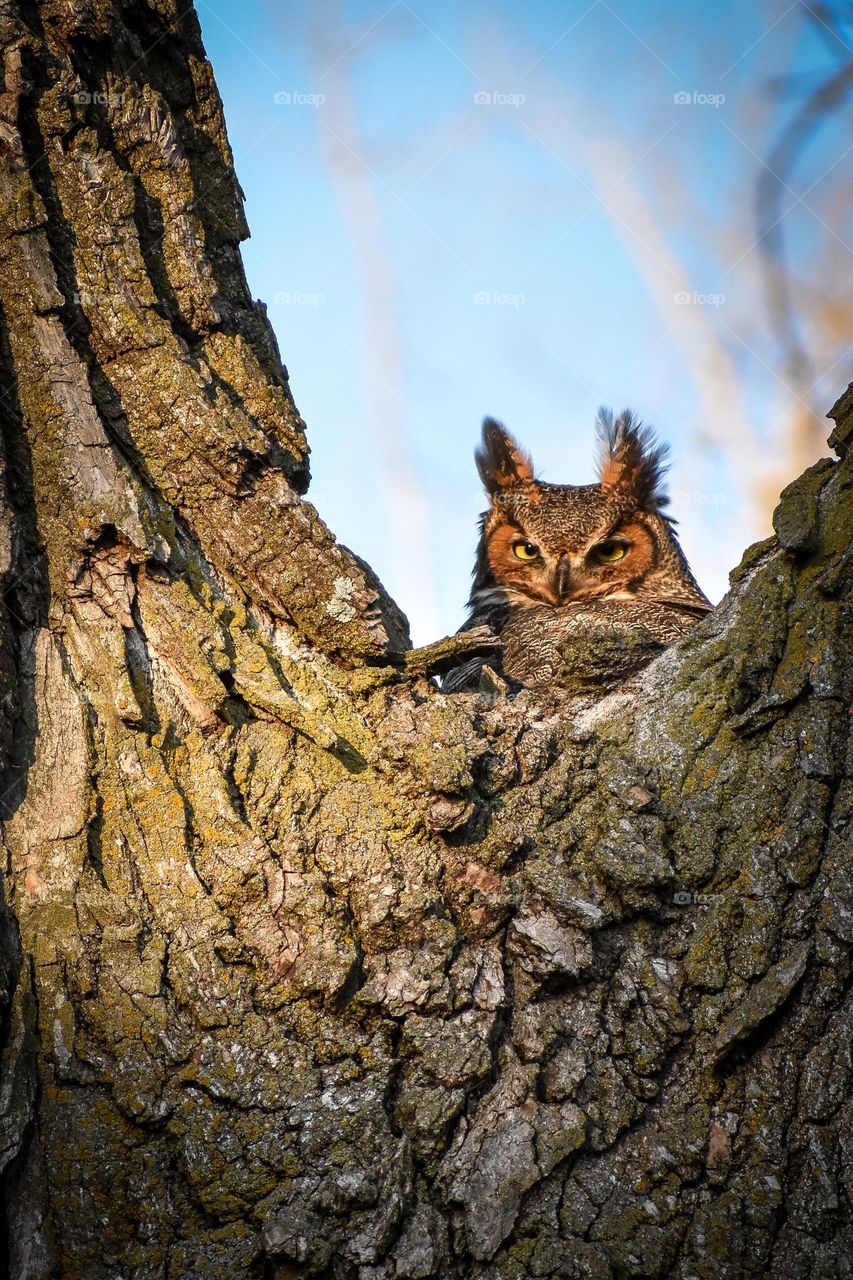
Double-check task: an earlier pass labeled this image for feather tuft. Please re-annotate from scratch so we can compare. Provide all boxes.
[476,418,535,495]
[595,407,670,513]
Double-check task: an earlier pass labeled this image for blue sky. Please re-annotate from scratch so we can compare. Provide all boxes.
[196,0,852,643]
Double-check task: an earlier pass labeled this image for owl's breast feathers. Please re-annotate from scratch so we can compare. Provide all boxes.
[501,596,709,694]
[441,594,710,696]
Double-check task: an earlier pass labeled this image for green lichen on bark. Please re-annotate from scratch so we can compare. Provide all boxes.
[0,3,851,1278]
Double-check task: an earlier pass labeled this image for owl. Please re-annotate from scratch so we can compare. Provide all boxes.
[443,409,712,695]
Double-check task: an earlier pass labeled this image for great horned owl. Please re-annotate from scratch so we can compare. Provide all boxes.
[443,410,712,695]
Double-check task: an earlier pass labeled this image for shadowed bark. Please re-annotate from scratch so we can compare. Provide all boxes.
[0,4,851,1278]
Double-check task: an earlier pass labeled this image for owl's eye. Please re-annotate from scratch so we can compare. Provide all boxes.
[513,541,540,561]
[591,540,628,563]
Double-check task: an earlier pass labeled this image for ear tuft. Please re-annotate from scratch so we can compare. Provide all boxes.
[595,407,670,513]
[476,418,535,496]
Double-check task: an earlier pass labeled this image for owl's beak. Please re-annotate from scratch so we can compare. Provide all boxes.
[555,555,574,603]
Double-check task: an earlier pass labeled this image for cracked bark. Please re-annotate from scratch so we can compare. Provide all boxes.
[0,3,851,1278]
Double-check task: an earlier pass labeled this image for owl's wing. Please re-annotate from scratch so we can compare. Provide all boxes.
[439,627,505,693]
[642,595,713,617]
[440,654,489,694]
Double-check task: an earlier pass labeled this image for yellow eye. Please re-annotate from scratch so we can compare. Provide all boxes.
[513,541,540,561]
[593,540,628,563]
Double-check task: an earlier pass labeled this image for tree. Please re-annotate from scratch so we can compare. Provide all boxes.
[0,4,850,1277]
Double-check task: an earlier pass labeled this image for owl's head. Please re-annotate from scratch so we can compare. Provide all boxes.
[469,409,709,614]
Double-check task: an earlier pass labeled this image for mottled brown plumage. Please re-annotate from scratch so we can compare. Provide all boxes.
[443,409,712,694]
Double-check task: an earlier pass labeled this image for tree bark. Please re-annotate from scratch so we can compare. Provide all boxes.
[0,4,851,1278]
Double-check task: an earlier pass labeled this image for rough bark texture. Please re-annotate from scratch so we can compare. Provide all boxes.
[0,4,851,1278]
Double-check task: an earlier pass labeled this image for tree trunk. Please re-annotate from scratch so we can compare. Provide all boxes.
[0,4,851,1278]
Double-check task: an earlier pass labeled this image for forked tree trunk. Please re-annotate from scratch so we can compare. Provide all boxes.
[0,4,851,1278]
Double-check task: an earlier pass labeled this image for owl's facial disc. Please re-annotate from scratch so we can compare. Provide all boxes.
[486,512,656,607]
